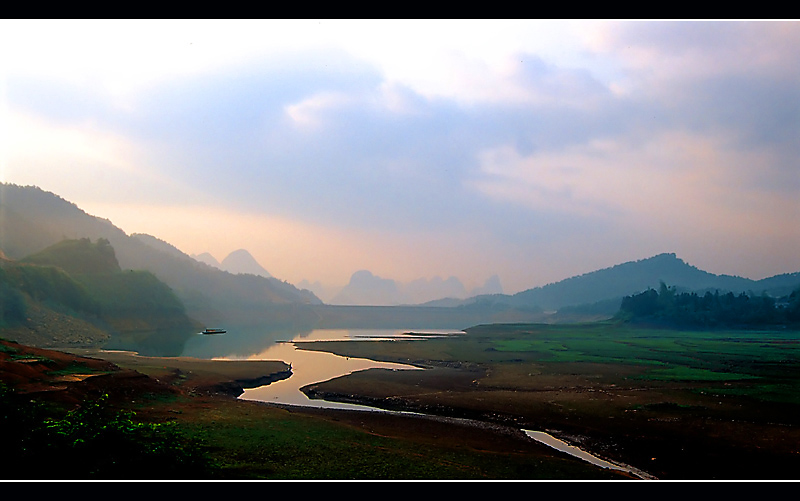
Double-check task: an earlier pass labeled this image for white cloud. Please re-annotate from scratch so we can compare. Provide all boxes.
[4,110,194,204]
[2,20,313,96]
[469,129,797,241]
[582,21,800,96]
[284,91,354,129]
[3,19,798,290]
[2,19,616,108]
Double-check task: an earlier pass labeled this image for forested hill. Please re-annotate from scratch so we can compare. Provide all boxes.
[1,238,199,346]
[617,282,800,328]
[507,253,756,311]
[0,183,321,325]
[22,237,121,275]
[425,253,800,319]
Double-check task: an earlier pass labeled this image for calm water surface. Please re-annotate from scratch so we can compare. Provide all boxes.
[106,325,652,476]
[228,327,654,477]
[221,328,457,411]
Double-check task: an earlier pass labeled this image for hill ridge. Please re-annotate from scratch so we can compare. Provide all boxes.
[428,252,799,316]
[0,183,321,326]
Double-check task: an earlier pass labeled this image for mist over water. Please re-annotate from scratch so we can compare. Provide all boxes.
[103,324,310,358]
[235,338,421,409]
[104,325,456,409]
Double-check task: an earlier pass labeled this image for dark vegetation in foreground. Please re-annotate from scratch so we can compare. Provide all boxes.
[0,383,212,479]
[3,183,800,480]
[0,338,627,480]
[0,338,213,479]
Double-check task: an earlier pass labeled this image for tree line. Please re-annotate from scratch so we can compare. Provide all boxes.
[618,282,800,328]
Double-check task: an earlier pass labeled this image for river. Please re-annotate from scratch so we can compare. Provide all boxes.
[217,327,653,479]
[230,329,432,410]
[106,325,652,478]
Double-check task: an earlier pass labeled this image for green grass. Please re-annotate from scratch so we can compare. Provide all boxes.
[175,404,621,480]
[45,363,107,376]
[637,366,759,381]
[0,343,19,354]
[707,383,800,405]
[201,322,800,479]
[10,354,55,364]
[0,385,213,479]
[312,323,800,406]
[483,324,800,376]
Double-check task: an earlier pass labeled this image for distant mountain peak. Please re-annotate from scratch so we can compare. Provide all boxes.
[349,269,381,283]
[192,252,222,269]
[509,252,757,311]
[220,249,271,278]
[330,270,401,306]
[0,183,322,325]
[471,275,503,296]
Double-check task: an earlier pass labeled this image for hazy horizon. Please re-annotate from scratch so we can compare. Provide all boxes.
[3,20,799,295]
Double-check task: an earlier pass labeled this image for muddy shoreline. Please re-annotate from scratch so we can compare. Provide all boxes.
[298,386,654,479]
[19,339,800,480]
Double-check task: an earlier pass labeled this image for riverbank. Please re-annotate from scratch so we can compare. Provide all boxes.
[300,377,655,479]
[291,324,800,480]
[68,348,292,397]
[0,339,632,480]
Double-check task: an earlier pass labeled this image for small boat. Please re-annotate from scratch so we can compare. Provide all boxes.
[201,328,227,335]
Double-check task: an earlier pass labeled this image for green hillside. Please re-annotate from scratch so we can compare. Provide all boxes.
[435,253,800,321]
[0,183,124,260]
[0,238,199,346]
[508,253,755,310]
[77,269,196,333]
[0,259,110,346]
[0,261,100,320]
[0,183,322,327]
[22,237,121,275]
[3,183,798,330]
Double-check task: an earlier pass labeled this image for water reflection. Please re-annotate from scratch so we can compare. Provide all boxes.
[234,341,420,410]
[103,327,197,357]
[105,326,652,476]
[523,430,656,479]
[180,324,315,359]
[226,329,458,410]
[103,324,314,358]
[105,326,460,410]
[523,431,627,471]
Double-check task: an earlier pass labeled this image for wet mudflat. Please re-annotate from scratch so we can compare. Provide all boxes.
[295,323,800,480]
[27,322,800,480]
[9,340,628,479]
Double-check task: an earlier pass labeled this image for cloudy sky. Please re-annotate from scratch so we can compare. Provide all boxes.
[2,20,798,294]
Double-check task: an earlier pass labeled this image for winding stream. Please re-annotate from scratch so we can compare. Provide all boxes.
[228,329,434,410]
[523,431,656,479]
[222,328,654,479]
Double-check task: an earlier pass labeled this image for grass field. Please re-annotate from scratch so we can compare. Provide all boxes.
[166,398,628,480]
[7,321,799,480]
[1,338,630,480]
[297,322,800,480]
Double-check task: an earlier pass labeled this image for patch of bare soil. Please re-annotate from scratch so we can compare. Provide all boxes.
[69,348,292,397]
[301,363,800,480]
[0,340,289,410]
[1,340,636,480]
[2,303,110,348]
[0,339,177,410]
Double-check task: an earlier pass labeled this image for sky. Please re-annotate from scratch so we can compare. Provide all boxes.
[2,20,799,295]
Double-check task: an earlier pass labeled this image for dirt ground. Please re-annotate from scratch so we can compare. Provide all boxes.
[1,340,635,480]
[9,337,798,480]
[301,361,800,480]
